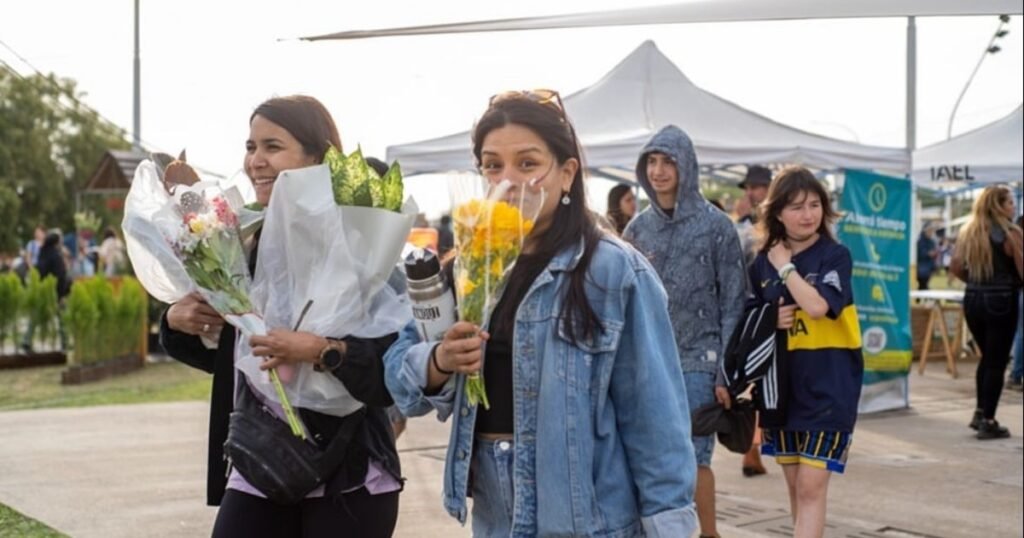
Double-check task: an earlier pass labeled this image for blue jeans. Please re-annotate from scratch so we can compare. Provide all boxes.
[470,438,515,537]
[684,371,716,467]
[1011,292,1023,382]
[963,289,1019,419]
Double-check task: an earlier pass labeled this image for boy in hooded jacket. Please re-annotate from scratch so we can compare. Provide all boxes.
[623,125,747,538]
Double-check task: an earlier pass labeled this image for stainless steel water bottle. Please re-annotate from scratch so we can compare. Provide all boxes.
[404,248,457,342]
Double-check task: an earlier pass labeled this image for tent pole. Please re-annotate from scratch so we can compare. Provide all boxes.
[944,193,952,236]
[133,0,142,152]
[906,16,917,153]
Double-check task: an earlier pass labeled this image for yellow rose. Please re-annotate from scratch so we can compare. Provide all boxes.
[457,273,478,296]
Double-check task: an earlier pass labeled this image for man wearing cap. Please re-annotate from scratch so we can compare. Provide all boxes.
[736,165,773,265]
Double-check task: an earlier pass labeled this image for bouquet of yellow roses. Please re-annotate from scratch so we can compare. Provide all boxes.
[450,178,543,408]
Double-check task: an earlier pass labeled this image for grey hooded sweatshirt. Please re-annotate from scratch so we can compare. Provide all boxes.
[623,125,747,376]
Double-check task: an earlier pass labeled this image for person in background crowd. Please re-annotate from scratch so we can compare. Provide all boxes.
[24,226,45,268]
[98,227,127,277]
[951,185,1023,440]
[736,165,773,266]
[916,223,939,290]
[1008,214,1024,392]
[435,214,454,259]
[9,252,28,283]
[73,232,96,278]
[606,183,638,235]
[749,166,863,538]
[22,229,71,353]
[937,229,954,275]
[624,124,747,538]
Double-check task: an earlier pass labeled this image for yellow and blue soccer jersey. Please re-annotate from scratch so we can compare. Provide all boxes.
[748,236,864,432]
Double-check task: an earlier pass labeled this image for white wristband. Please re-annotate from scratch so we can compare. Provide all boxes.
[779,263,797,282]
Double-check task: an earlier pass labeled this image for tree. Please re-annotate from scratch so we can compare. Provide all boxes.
[0,185,19,253]
[0,67,130,253]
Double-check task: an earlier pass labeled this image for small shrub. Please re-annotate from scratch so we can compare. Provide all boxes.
[23,270,60,351]
[65,283,98,365]
[0,273,23,350]
[64,276,148,365]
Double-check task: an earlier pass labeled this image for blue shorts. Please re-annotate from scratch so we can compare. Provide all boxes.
[684,371,716,467]
[761,429,852,474]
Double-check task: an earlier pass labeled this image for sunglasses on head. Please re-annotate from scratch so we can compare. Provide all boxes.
[489,88,566,115]
[486,88,582,158]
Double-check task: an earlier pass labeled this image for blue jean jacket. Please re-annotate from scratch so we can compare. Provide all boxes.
[385,236,698,537]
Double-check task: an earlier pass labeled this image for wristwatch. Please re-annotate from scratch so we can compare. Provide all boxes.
[314,339,346,373]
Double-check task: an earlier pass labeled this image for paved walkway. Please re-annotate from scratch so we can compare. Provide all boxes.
[0,360,1020,537]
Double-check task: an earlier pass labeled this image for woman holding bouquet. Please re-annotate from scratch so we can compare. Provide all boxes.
[161,95,402,538]
[384,91,698,537]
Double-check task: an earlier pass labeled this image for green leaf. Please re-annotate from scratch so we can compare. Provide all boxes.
[328,145,364,206]
[324,145,404,212]
[380,161,404,212]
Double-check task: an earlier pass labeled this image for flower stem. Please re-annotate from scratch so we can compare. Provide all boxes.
[466,372,490,409]
[269,368,306,439]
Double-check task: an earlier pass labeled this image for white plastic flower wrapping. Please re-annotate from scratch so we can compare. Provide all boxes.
[236,162,418,417]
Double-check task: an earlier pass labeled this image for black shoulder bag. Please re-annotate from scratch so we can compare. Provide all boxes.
[224,381,365,505]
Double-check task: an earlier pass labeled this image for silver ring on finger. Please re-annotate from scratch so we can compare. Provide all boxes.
[203,323,211,333]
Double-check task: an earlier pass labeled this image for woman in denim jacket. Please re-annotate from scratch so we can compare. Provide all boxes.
[385,92,698,537]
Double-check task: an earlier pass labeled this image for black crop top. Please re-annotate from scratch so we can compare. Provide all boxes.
[474,252,550,434]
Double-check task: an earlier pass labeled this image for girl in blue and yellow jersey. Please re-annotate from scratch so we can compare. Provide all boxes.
[748,166,863,538]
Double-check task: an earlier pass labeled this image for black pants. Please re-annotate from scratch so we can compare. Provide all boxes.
[917,273,931,291]
[212,487,399,538]
[963,288,1021,420]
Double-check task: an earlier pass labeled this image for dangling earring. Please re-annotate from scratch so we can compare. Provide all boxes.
[561,192,571,206]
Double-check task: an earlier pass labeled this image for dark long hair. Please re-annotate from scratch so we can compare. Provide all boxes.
[606,183,633,234]
[250,95,342,161]
[472,98,603,342]
[756,166,839,254]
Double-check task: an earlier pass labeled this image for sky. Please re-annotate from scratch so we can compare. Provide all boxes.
[2,1,1022,217]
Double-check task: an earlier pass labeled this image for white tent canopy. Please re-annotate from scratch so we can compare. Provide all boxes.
[387,41,910,176]
[912,105,1023,188]
[301,0,1021,41]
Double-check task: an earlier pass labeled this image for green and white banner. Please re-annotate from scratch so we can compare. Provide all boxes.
[838,169,912,413]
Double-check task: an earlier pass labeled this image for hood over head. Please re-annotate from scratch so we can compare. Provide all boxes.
[634,125,704,220]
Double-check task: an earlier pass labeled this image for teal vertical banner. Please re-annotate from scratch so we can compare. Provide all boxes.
[838,170,912,412]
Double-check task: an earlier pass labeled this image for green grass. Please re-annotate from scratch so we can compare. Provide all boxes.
[0,360,211,411]
[0,503,66,538]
